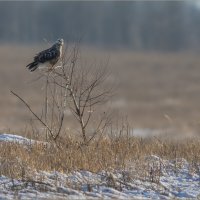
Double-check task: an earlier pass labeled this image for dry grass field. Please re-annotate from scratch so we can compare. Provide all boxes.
[1,45,200,137]
[1,134,200,178]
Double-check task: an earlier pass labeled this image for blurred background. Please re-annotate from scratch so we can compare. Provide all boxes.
[1,1,200,137]
[1,1,200,50]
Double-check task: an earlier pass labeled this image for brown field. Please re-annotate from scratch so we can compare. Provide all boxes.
[1,45,200,137]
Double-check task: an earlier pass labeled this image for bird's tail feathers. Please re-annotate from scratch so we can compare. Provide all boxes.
[26,61,38,72]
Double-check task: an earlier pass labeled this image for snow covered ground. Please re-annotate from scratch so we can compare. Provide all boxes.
[0,133,34,145]
[0,134,199,199]
[0,133,47,146]
[0,160,199,199]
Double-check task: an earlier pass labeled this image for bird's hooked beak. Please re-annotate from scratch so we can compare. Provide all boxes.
[57,38,64,46]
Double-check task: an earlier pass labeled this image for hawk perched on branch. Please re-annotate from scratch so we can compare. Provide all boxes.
[26,39,64,72]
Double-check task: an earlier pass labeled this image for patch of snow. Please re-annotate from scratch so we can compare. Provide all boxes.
[131,128,187,138]
[0,133,46,145]
[132,128,163,137]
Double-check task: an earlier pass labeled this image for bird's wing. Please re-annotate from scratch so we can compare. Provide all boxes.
[34,46,60,63]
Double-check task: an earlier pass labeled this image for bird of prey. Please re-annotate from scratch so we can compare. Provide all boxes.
[26,39,64,72]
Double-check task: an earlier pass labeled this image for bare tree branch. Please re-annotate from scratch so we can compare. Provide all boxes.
[10,90,56,141]
[12,41,113,144]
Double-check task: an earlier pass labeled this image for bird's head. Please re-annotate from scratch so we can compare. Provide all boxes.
[56,38,64,46]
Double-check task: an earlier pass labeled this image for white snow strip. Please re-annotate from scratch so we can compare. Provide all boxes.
[0,133,46,145]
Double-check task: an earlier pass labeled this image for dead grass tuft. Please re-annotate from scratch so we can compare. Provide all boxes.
[0,133,199,181]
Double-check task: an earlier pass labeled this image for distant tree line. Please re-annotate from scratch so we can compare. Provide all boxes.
[0,1,200,51]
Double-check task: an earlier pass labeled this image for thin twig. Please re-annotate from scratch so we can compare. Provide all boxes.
[10,90,56,141]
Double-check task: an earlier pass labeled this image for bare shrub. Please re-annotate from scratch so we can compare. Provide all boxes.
[11,42,113,144]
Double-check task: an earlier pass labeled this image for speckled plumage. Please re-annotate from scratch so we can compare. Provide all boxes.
[26,39,64,72]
